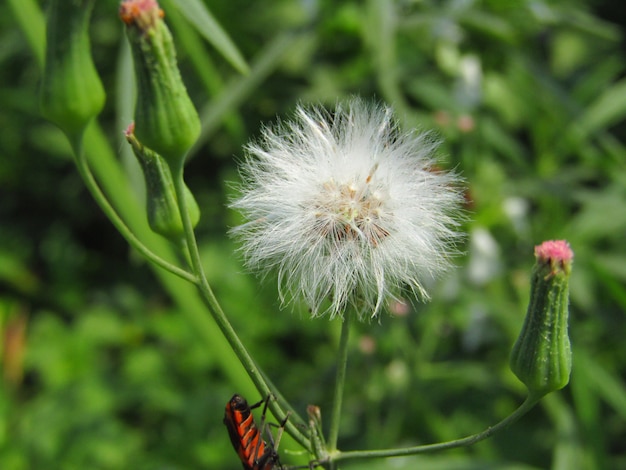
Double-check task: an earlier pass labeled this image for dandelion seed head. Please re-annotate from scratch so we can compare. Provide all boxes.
[230,98,465,319]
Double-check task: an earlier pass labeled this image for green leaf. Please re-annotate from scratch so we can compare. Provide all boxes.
[567,185,626,242]
[577,350,626,421]
[570,79,626,141]
[169,0,249,75]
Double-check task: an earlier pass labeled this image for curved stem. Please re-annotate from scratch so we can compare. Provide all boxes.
[70,133,197,284]
[170,164,311,450]
[327,309,353,453]
[332,394,541,463]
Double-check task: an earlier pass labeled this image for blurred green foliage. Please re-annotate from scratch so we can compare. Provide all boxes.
[1,0,626,469]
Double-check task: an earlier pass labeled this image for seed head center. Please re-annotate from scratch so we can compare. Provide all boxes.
[314,173,390,246]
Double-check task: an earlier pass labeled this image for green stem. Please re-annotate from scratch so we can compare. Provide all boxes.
[70,131,197,284]
[7,0,45,67]
[332,394,541,463]
[170,164,311,450]
[327,309,353,453]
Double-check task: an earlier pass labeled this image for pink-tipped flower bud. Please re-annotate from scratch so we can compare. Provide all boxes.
[40,0,105,139]
[120,0,200,170]
[510,240,573,398]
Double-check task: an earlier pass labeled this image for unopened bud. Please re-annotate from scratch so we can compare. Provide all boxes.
[125,124,200,241]
[307,405,328,463]
[120,0,200,170]
[40,0,105,139]
[510,240,573,398]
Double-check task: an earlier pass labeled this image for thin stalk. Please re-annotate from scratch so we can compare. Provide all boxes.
[170,164,310,450]
[332,394,541,463]
[7,0,45,67]
[327,309,353,452]
[70,132,197,284]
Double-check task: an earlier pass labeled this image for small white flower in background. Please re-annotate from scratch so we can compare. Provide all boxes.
[230,98,465,319]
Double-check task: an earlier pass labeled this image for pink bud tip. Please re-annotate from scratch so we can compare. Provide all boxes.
[119,0,164,27]
[124,122,135,137]
[534,240,573,263]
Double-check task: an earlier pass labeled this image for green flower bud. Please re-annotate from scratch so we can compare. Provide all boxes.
[125,123,200,241]
[120,0,201,170]
[40,0,105,139]
[307,405,328,464]
[510,240,573,398]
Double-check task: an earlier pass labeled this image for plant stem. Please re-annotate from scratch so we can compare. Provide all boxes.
[170,164,311,450]
[332,394,541,463]
[70,132,197,284]
[327,309,353,453]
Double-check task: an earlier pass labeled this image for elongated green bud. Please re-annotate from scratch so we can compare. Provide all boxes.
[125,123,200,241]
[120,0,200,170]
[40,0,105,139]
[307,405,329,464]
[510,240,573,398]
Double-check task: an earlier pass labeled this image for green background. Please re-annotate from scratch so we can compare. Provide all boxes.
[1,0,625,468]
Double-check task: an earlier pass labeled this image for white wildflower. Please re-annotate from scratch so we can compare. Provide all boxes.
[230,99,465,319]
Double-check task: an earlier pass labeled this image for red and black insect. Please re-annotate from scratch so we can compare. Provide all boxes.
[223,394,287,470]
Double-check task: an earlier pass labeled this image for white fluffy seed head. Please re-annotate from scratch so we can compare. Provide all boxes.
[229,98,465,319]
